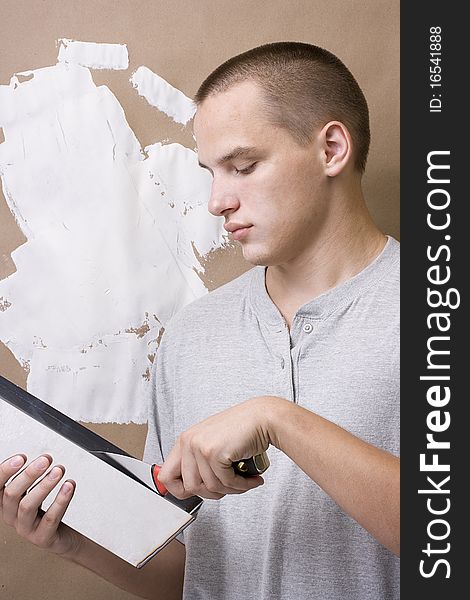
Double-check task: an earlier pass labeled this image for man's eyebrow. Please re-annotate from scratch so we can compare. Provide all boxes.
[198,146,258,171]
[218,146,258,164]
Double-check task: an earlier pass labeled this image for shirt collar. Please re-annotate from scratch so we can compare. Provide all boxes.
[249,236,399,326]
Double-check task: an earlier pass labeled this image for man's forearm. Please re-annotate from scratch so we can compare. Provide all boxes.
[64,535,185,600]
[266,397,400,556]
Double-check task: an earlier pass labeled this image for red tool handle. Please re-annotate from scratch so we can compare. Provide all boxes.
[151,464,168,496]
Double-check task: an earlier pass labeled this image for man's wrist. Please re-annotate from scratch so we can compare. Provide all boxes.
[255,395,294,452]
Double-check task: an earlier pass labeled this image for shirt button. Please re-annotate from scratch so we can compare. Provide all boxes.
[303,323,313,333]
[280,357,285,369]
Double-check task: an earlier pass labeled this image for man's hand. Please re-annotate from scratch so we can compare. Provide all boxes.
[159,397,278,499]
[158,394,400,555]
[2,454,187,599]
[0,454,82,558]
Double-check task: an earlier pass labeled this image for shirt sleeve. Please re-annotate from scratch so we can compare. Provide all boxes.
[143,324,177,467]
[143,324,186,544]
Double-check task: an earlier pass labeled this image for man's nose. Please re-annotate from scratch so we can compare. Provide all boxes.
[208,178,240,217]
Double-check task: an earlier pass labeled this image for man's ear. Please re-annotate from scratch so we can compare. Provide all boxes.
[319,121,353,177]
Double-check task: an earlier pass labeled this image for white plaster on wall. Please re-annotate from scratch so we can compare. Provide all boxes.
[57,38,129,70]
[0,42,225,423]
[130,66,196,125]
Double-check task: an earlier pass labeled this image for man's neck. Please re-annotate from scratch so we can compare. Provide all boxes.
[265,207,387,328]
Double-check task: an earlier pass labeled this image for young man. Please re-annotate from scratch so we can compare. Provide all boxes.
[0,42,399,599]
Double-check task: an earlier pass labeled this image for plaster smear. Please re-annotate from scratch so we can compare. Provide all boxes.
[130,66,196,125]
[57,38,129,70]
[0,56,225,422]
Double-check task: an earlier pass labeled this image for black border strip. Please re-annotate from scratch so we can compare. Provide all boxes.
[401,3,464,597]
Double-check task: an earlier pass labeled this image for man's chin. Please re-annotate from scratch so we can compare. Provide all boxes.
[241,245,275,267]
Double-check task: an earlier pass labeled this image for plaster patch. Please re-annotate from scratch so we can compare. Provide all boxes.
[130,66,195,125]
[57,38,129,70]
[0,57,225,423]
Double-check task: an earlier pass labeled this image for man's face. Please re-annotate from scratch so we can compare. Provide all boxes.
[193,81,329,267]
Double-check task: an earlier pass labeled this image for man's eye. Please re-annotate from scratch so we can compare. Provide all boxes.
[234,163,257,175]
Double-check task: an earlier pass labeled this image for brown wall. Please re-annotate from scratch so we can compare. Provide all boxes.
[0,1,399,598]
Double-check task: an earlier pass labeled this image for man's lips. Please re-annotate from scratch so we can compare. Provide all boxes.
[224,222,251,233]
[224,223,253,241]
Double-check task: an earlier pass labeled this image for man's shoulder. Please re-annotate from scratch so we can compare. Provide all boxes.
[166,266,257,332]
[364,235,399,296]
[363,236,399,315]
[191,265,256,312]
[379,236,400,290]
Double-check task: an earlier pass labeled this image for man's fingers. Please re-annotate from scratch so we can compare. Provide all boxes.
[0,455,27,487]
[180,450,224,500]
[158,444,188,499]
[160,436,265,499]
[179,447,261,499]
[194,450,253,497]
[194,452,227,494]
[34,480,75,548]
[16,466,65,537]
[160,445,226,500]
[0,455,27,515]
[2,455,51,526]
[180,450,203,494]
[212,462,265,494]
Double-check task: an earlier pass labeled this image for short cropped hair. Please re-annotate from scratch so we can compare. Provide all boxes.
[195,41,370,173]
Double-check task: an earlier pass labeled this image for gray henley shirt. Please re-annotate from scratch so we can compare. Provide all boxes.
[144,236,400,599]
